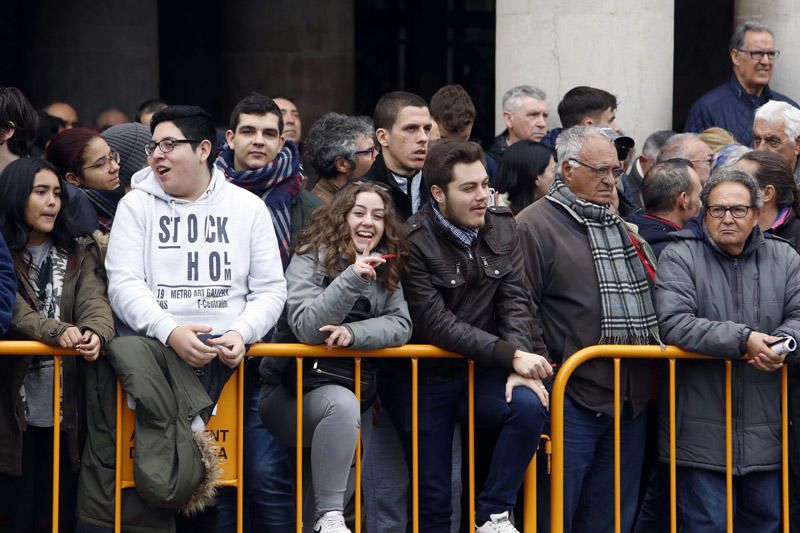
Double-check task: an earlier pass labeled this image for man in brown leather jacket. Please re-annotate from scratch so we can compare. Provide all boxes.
[382,139,552,533]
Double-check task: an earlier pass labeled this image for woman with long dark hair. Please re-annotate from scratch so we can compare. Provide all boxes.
[259,181,411,533]
[494,140,555,214]
[0,158,114,532]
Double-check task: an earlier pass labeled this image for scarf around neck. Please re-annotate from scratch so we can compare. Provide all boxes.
[215,141,304,268]
[547,178,662,346]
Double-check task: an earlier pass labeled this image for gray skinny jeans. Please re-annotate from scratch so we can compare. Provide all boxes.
[259,383,360,524]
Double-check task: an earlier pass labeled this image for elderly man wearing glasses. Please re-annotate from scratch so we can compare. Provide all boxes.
[654,168,800,531]
[685,21,798,147]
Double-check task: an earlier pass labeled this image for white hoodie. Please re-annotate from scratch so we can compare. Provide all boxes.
[106,166,287,345]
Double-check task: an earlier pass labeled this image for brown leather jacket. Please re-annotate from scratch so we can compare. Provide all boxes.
[0,236,115,475]
[398,202,546,381]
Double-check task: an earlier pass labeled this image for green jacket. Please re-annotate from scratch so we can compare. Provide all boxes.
[0,236,114,475]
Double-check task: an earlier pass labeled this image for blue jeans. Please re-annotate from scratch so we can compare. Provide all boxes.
[214,383,295,532]
[562,395,647,533]
[382,367,546,531]
[676,467,779,533]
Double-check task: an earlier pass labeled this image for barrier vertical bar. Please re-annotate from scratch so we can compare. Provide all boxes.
[524,454,537,532]
[114,382,123,533]
[669,359,677,533]
[725,361,732,533]
[355,357,362,533]
[412,357,419,533]
[468,361,476,532]
[296,357,303,533]
[613,358,621,533]
[782,365,789,533]
[52,355,61,533]
[237,364,244,533]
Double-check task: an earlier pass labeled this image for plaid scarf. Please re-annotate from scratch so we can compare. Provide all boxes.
[215,141,304,269]
[431,199,479,247]
[83,188,125,233]
[547,178,662,346]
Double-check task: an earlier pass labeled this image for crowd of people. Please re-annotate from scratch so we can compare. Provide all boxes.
[0,18,799,533]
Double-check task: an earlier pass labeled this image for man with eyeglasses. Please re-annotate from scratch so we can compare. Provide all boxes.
[657,133,714,185]
[76,105,287,532]
[685,21,798,147]
[752,100,800,183]
[517,126,661,533]
[654,168,800,530]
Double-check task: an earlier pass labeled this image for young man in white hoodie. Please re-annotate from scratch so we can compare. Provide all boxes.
[75,106,287,532]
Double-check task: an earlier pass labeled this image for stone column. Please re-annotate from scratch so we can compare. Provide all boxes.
[735,1,800,102]
[495,0,675,146]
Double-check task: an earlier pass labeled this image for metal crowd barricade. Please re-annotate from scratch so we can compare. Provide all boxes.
[549,345,791,533]
[3,340,543,533]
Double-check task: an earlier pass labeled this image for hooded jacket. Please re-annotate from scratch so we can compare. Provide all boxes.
[655,222,800,474]
[106,166,287,344]
[626,213,682,259]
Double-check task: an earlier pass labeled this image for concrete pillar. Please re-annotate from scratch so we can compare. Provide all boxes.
[495,0,675,146]
[735,1,800,102]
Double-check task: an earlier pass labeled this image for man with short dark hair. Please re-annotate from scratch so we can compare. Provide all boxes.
[685,21,798,146]
[136,98,169,127]
[429,84,476,141]
[655,169,800,530]
[273,96,303,145]
[383,138,551,532]
[518,126,660,533]
[627,159,702,257]
[214,91,322,530]
[363,91,432,220]
[488,85,548,163]
[44,101,79,129]
[541,86,619,151]
[76,105,287,532]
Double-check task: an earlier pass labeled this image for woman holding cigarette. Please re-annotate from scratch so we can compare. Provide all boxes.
[258,181,411,533]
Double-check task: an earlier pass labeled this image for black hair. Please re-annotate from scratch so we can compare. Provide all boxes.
[373,91,428,131]
[0,87,38,157]
[150,105,216,171]
[495,141,554,212]
[136,98,169,122]
[0,158,76,257]
[34,111,66,152]
[557,86,617,129]
[423,139,486,191]
[229,93,283,133]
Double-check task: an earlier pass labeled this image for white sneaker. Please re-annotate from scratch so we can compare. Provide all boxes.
[476,511,519,533]
[313,511,351,533]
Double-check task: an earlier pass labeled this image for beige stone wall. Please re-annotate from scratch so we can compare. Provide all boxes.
[495,0,675,147]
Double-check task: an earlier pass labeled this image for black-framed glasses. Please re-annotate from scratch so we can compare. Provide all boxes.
[736,48,781,61]
[353,147,376,157]
[706,205,752,219]
[689,155,714,166]
[82,150,120,171]
[144,138,204,156]
[569,158,624,180]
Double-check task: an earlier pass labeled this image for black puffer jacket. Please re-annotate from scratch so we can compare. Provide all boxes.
[655,223,800,474]
[397,202,545,381]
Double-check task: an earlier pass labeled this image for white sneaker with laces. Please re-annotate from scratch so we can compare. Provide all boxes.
[313,511,351,533]
[475,510,519,533]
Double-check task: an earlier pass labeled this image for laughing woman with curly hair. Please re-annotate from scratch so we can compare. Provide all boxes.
[259,181,411,533]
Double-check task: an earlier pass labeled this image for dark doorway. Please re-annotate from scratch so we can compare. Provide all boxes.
[672,0,735,131]
[354,0,496,146]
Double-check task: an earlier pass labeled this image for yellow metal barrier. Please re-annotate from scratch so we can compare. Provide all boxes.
[549,345,791,533]
[2,341,546,533]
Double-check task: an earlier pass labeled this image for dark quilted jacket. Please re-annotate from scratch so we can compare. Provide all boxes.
[684,76,798,147]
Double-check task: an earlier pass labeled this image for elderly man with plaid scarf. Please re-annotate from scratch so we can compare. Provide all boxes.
[517,125,661,533]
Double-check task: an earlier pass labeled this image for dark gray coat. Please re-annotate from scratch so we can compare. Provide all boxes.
[655,223,800,474]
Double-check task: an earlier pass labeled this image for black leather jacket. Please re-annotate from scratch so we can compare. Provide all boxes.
[397,202,546,381]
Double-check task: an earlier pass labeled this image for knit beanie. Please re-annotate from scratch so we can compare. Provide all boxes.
[101,122,150,188]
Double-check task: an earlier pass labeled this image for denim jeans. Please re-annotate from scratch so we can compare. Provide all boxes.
[214,383,295,532]
[562,395,647,533]
[382,366,546,531]
[676,467,779,533]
